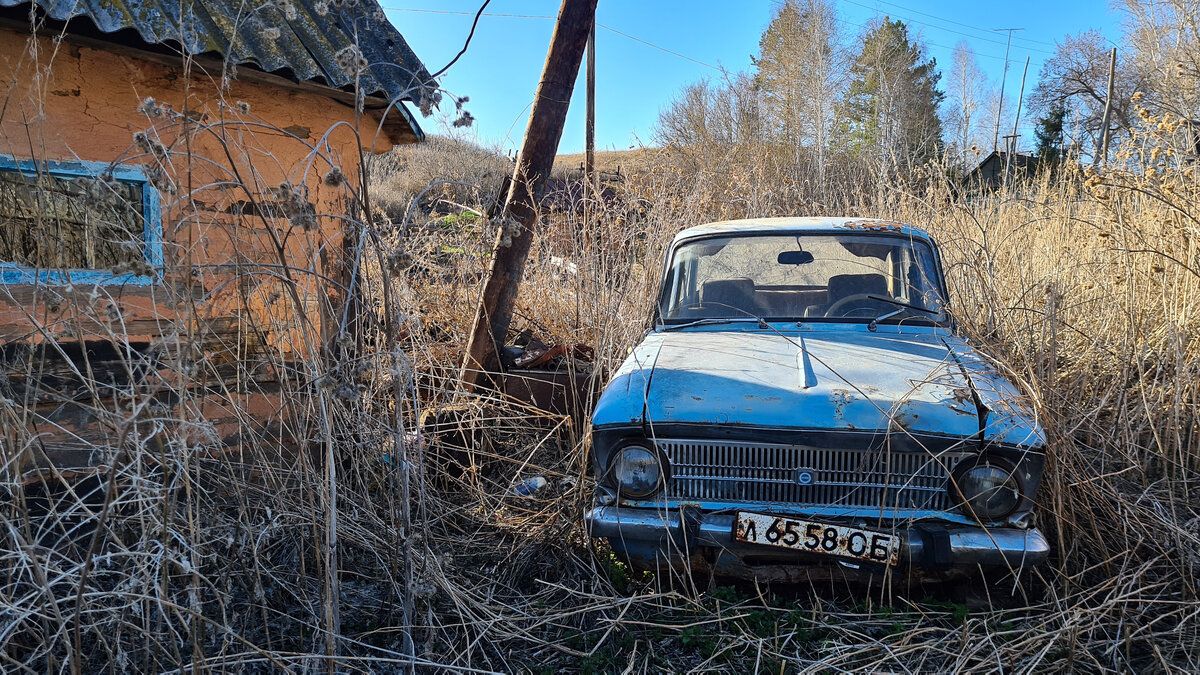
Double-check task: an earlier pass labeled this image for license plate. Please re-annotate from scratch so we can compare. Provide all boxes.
[734,512,901,566]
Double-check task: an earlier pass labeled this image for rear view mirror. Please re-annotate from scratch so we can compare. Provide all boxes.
[778,250,815,265]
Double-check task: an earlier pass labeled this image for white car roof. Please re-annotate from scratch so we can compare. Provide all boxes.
[670,217,935,246]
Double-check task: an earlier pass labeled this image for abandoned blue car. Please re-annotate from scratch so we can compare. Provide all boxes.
[586,217,1049,581]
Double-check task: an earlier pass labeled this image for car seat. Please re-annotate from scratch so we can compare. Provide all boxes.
[699,278,760,318]
[806,273,889,317]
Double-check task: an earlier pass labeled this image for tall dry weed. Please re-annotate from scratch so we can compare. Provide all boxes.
[362,119,1198,669]
[2,52,1197,674]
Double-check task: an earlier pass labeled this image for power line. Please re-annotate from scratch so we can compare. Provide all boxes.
[598,23,726,73]
[838,0,1059,49]
[765,0,1055,57]
[822,12,1029,63]
[386,4,1047,76]
[383,6,728,73]
[382,7,555,20]
[834,0,1055,55]
[762,0,1048,63]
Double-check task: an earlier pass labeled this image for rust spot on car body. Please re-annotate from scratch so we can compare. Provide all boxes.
[837,219,908,232]
[830,389,858,428]
[831,389,853,417]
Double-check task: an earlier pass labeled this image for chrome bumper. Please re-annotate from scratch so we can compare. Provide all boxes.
[586,505,1049,571]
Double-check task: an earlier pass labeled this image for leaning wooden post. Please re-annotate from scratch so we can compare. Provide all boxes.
[459,0,599,392]
[585,21,597,193]
[1097,47,1117,168]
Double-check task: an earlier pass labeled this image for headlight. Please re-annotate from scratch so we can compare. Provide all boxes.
[610,445,663,498]
[952,458,1022,521]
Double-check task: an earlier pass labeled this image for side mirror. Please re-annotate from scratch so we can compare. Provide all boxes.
[778,250,814,265]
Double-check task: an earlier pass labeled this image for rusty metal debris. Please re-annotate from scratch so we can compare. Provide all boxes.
[512,343,595,369]
[500,332,598,419]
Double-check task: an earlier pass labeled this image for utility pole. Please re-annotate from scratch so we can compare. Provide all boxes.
[992,28,1023,153]
[1010,56,1031,147]
[1005,56,1031,183]
[585,22,596,192]
[459,0,599,391]
[1097,47,1117,168]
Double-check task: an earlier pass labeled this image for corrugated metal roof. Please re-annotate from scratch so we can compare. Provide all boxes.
[1,0,433,106]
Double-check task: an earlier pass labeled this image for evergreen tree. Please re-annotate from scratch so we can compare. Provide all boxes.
[838,18,944,175]
[1033,102,1067,165]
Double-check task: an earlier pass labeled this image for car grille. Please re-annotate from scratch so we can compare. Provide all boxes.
[659,438,967,511]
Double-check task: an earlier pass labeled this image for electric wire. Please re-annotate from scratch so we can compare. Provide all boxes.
[840,0,1059,47]
[385,4,1061,76]
[383,7,729,73]
[761,0,1055,59]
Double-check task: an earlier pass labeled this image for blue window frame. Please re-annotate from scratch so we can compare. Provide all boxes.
[0,156,162,286]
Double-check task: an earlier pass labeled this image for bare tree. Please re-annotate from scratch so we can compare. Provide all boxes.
[756,0,845,181]
[1119,0,1200,118]
[942,42,990,168]
[656,80,718,150]
[979,86,1016,154]
[1027,30,1149,163]
[656,74,767,156]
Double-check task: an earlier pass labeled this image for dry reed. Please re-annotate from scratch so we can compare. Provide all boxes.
[1,58,1197,675]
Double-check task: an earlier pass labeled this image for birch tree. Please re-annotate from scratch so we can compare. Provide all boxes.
[942,42,990,167]
[1119,0,1200,118]
[755,0,844,180]
[838,18,944,178]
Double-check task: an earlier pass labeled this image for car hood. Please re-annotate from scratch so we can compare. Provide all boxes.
[594,327,1042,448]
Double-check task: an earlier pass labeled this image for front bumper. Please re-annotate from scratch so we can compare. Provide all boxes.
[586,505,1049,575]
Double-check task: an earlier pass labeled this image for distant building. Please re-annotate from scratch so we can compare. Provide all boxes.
[1184,120,1200,159]
[967,151,1036,190]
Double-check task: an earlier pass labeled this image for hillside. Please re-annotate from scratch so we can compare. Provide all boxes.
[553,148,658,179]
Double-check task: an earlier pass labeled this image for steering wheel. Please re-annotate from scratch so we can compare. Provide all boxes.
[826,293,889,317]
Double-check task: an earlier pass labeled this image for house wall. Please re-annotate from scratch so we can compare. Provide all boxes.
[0,25,412,476]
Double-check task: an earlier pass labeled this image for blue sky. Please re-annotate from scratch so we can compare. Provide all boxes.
[385,1,1123,154]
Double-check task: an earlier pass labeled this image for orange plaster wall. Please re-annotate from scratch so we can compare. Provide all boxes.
[0,26,417,471]
[0,26,406,350]
[0,26,396,170]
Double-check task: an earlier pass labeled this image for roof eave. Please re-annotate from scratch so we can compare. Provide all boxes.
[0,0,433,130]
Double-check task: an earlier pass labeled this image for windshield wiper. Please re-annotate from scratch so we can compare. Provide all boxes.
[865,295,940,331]
[660,317,769,332]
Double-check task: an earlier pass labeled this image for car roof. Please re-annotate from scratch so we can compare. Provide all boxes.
[670,217,935,246]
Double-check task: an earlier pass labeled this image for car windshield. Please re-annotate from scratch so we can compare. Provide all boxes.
[658,233,948,324]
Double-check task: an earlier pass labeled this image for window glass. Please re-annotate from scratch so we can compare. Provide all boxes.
[659,233,947,323]
[0,169,146,270]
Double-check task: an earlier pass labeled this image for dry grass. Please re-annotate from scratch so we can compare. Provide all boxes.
[371,135,513,222]
[552,148,657,180]
[372,119,1200,671]
[2,98,1198,675]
